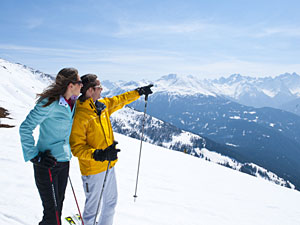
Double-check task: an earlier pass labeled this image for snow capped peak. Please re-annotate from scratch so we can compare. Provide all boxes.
[215,73,256,85]
[154,74,216,96]
[227,73,243,82]
[202,72,300,108]
[158,73,178,81]
[102,74,216,97]
[103,71,300,106]
[277,72,300,79]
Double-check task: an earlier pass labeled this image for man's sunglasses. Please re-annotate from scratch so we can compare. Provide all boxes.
[93,84,103,90]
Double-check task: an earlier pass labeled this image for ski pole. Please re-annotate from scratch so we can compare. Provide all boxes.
[93,161,111,225]
[133,93,149,202]
[48,168,61,225]
[68,176,84,225]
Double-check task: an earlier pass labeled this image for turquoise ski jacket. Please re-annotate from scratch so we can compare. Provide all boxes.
[20,96,76,162]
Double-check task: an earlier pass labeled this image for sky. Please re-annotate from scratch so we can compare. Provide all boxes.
[1,0,300,81]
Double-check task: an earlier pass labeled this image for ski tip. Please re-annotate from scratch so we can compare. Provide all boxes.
[65,216,76,224]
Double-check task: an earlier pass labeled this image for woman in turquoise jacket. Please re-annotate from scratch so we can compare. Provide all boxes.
[19,68,83,225]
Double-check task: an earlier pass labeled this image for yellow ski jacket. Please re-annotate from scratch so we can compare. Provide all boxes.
[70,90,140,176]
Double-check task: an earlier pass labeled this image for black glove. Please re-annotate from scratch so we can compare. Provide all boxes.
[135,84,153,96]
[93,141,121,162]
[30,150,57,168]
[106,141,121,161]
[92,149,106,162]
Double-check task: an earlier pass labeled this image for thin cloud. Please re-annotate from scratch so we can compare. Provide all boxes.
[71,24,105,34]
[0,44,180,64]
[115,21,213,37]
[25,18,44,29]
[0,44,90,55]
[1,44,299,80]
[253,26,300,38]
[114,20,298,40]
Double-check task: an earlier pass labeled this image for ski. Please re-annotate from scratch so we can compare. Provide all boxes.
[65,216,76,225]
[65,214,82,225]
[74,213,82,224]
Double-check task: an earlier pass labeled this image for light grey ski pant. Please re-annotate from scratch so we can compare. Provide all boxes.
[82,167,118,225]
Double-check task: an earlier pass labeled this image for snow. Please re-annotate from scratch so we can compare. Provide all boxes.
[155,74,216,96]
[243,111,256,114]
[229,116,241,120]
[1,58,300,225]
[2,126,300,225]
[225,142,239,147]
[290,88,300,96]
[0,58,52,110]
[261,89,277,98]
[207,73,300,100]
[166,131,197,147]
[200,148,239,169]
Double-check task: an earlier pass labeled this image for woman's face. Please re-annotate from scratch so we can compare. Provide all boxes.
[72,75,83,96]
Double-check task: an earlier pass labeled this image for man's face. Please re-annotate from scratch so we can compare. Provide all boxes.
[91,80,103,101]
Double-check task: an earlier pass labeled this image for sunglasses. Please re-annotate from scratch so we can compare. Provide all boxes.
[73,80,83,85]
[93,84,103,90]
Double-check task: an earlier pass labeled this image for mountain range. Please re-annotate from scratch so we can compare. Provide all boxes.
[102,72,300,116]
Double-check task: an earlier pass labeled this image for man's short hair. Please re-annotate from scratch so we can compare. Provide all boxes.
[79,74,98,102]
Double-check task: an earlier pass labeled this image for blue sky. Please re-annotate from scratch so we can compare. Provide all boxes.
[1,0,300,81]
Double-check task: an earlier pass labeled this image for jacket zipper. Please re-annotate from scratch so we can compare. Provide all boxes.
[89,99,109,147]
[99,113,109,146]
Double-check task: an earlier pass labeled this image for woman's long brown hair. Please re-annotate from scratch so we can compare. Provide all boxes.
[36,68,78,107]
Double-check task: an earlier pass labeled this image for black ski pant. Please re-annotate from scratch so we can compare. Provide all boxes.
[34,161,69,225]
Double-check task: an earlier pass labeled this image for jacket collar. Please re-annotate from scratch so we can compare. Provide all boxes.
[58,95,69,108]
[77,98,106,115]
[59,95,78,108]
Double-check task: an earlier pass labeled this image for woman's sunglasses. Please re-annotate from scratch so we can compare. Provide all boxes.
[73,80,83,85]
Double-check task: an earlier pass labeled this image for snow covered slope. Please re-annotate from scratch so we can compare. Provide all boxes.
[0,58,52,126]
[1,122,300,225]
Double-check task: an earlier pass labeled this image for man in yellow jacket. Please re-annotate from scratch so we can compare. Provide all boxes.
[70,74,152,225]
